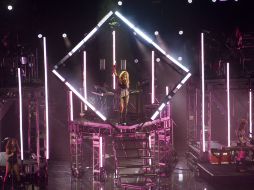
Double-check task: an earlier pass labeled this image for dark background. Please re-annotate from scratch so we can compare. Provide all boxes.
[0,0,253,160]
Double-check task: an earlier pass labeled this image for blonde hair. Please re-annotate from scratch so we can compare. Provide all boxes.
[119,71,129,87]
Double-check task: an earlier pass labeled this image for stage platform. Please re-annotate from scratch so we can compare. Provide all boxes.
[197,162,254,188]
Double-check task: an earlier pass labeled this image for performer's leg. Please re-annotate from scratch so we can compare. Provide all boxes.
[123,95,129,123]
[119,97,124,123]
[4,162,11,183]
[13,163,20,182]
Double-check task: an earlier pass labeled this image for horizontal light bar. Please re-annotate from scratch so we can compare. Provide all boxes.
[98,11,113,27]
[52,69,66,82]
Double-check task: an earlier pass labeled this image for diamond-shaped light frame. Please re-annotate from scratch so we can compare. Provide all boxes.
[52,10,191,122]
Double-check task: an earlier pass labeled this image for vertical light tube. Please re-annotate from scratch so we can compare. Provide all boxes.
[43,37,49,159]
[250,89,252,138]
[69,91,74,121]
[18,68,24,160]
[166,86,169,95]
[227,62,231,147]
[83,51,87,110]
[151,51,155,104]
[99,136,103,167]
[113,31,116,89]
[148,135,152,165]
[201,33,206,152]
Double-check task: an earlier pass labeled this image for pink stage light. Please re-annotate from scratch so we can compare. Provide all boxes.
[69,91,74,121]
[201,33,206,152]
[43,37,50,159]
[250,89,252,138]
[83,51,87,110]
[18,68,24,160]
[100,136,103,167]
[151,51,155,104]
[113,31,116,89]
[166,86,169,95]
[227,62,231,147]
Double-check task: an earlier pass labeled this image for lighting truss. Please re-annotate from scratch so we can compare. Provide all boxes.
[52,10,191,122]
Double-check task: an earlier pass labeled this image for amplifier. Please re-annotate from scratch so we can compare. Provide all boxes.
[210,148,231,164]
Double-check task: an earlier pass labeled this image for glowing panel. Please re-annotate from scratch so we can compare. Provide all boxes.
[100,136,103,167]
[201,33,205,152]
[69,91,74,121]
[83,51,87,110]
[148,135,152,165]
[18,68,24,160]
[43,37,49,159]
[250,89,252,138]
[166,86,169,95]
[227,62,231,147]
[113,31,116,89]
[151,51,155,104]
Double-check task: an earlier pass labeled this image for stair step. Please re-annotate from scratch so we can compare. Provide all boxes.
[117,156,152,159]
[120,182,155,188]
[118,173,157,177]
[115,148,149,151]
[114,138,148,142]
[117,165,152,169]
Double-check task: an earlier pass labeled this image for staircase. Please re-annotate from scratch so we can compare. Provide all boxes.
[113,132,157,189]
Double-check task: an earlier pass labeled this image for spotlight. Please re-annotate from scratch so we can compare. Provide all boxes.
[178,56,182,61]
[38,34,43,39]
[212,0,216,2]
[154,31,159,36]
[188,0,193,3]
[156,58,160,62]
[133,32,137,35]
[62,33,67,38]
[118,1,123,6]
[134,59,139,63]
[7,5,13,11]
[179,30,183,35]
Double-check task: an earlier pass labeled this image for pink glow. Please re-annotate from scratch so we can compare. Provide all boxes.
[201,33,206,152]
[250,89,252,138]
[227,62,231,147]
[18,68,24,160]
[99,136,103,167]
[43,37,50,159]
